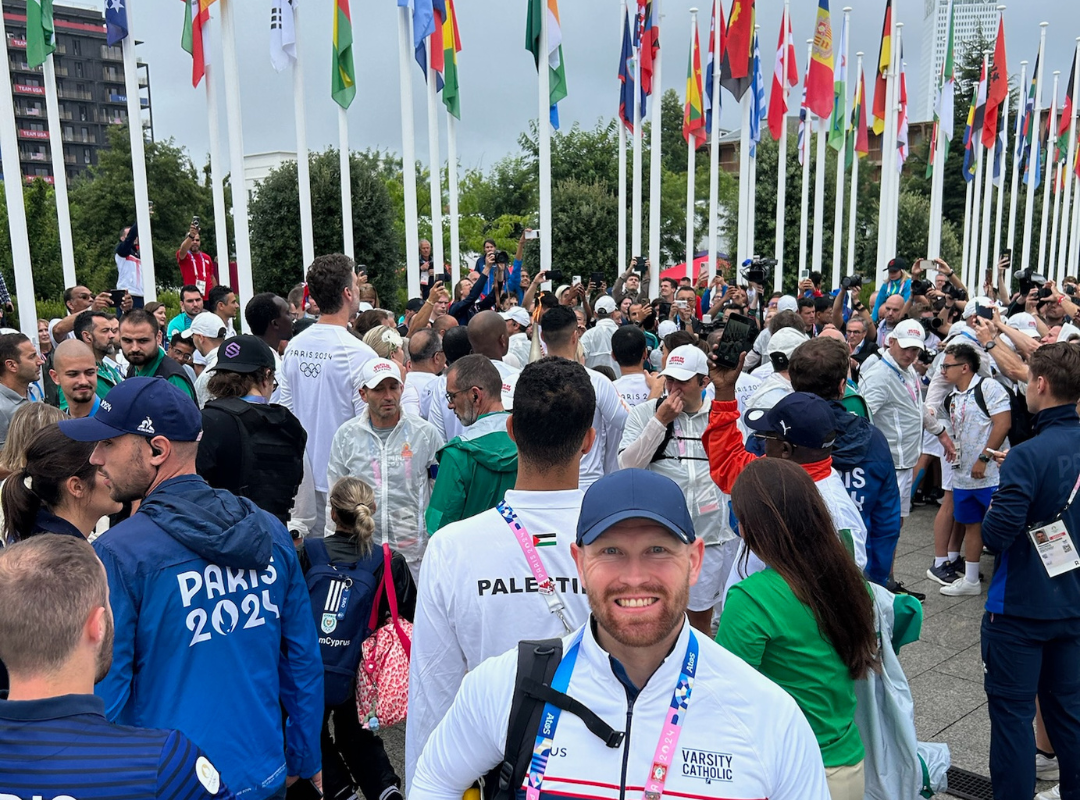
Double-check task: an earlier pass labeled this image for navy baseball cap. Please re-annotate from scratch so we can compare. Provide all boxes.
[743,392,836,449]
[59,376,202,443]
[576,469,695,546]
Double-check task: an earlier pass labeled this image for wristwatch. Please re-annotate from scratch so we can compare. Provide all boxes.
[978,453,992,464]
[985,340,997,351]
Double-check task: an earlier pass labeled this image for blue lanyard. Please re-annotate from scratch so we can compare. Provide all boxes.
[880,358,918,406]
[525,628,700,800]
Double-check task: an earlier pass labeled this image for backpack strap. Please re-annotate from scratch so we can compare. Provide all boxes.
[304,537,330,568]
[973,379,990,419]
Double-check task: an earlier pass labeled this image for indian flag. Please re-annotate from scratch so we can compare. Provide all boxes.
[526,0,567,129]
[332,0,356,109]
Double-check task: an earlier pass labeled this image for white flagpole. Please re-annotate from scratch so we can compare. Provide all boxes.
[685,9,699,275]
[1071,160,1080,281]
[42,56,74,288]
[1022,25,1048,274]
[798,39,813,283]
[618,2,628,279]
[538,0,552,274]
[830,7,850,289]
[875,16,898,281]
[398,7,421,296]
[632,13,644,263]
[961,180,973,286]
[736,98,752,268]
[1037,71,1059,277]
[811,128,827,278]
[202,14,230,283]
[847,52,862,276]
[338,109,353,259]
[928,118,946,258]
[291,3,314,271]
[427,55,444,277]
[992,17,1009,278]
[884,25,903,266]
[648,0,663,289]
[447,113,460,285]
[0,11,36,341]
[220,0,253,321]
[1057,37,1080,283]
[773,1,790,292]
[1050,159,1064,279]
[707,0,722,281]
[979,52,996,289]
[967,54,987,291]
[1008,60,1027,262]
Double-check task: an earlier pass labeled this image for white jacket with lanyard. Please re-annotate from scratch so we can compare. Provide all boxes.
[410,619,831,800]
[325,411,442,574]
[860,352,938,470]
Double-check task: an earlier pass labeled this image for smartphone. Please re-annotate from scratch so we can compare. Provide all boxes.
[524,229,540,240]
[436,272,451,284]
[916,258,933,272]
[985,448,1008,458]
[633,257,645,268]
[109,289,126,309]
[976,304,995,321]
[191,215,200,230]
[591,271,604,286]
[675,300,689,309]
[712,312,755,369]
[799,269,810,280]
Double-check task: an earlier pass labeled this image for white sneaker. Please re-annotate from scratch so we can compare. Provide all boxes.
[1036,753,1060,781]
[1035,784,1060,800]
[940,578,982,596]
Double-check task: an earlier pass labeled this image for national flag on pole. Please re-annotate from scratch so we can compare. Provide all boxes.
[618,9,636,132]
[704,0,725,135]
[993,124,1006,186]
[846,66,868,169]
[1058,51,1076,156]
[430,0,445,76]
[962,81,977,182]
[805,0,834,121]
[896,56,908,171]
[638,1,659,97]
[1018,55,1038,170]
[927,0,955,176]
[871,0,892,135]
[399,0,435,77]
[767,6,797,141]
[720,0,753,100]
[797,83,809,166]
[183,0,212,86]
[982,14,1007,149]
[749,31,766,157]
[827,9,847,151]
[26,0,55,69]
[332,0,356,109]
[972,59,988,136]
[683,18,706,150]
[105,0,128,46]
[526,0,568,130]
[441,0,463,118]
[270,0,296,73]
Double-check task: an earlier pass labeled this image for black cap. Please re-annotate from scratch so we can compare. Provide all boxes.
[886,257,907,274]
[406,297,425,313]
[214,335,276,374]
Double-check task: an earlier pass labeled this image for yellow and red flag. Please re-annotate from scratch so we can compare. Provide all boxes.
[804,0,834,120]
[684,17,706,149]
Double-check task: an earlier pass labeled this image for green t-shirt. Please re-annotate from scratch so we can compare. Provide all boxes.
[715,568,864,768]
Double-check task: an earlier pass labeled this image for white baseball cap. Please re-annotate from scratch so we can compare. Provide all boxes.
[360,359,401,389]
[767,327,809,357]
[657,320,678,337]
[660,345,709,381]
[595,295,618,315]
[777,295,799,313]
[501,307,531,328]
[962,296,995,320]
[1057,322,1080,343]
[185,312,227,339]
[358,302,374,313]
[888,318,926,350]
[1006,312,1040,338]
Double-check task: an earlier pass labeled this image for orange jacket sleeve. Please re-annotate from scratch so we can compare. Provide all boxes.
[703,399,759,494]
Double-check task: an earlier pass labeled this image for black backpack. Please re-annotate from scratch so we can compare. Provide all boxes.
[480,639,625,800]
[944,378,1032,447]
[304,538,384,707]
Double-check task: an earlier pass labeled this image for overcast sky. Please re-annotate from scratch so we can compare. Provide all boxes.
[126,0,1080,174]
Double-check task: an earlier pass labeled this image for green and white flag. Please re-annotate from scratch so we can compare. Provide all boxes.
[26,0,55,69]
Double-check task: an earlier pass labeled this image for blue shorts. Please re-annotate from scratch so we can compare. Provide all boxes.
[953,486,996,524]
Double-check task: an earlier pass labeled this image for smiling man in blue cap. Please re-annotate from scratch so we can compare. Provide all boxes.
[58,376,324,799]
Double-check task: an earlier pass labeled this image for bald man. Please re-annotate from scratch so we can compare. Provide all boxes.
[466,310,519,410]
[432,313,458,337]
[876,294,907,348]
[49,339,99,418]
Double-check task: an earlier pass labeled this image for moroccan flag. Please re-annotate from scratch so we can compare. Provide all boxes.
[827,9,847,151]
[618,9,636,131]
[721,0,753,99]
[638,1,659,97]
[804,0,834,121]
[683,18,706,149]
[526,0,568,130]
[332,0,356,109]
[703,0,724,135]
[871,0,892,135]
[26,0,54,68]
[846,66,868,169]
[183,0,212,87]
[982,14,1007,149]
[441,0,463,119]
[767,6,797,141]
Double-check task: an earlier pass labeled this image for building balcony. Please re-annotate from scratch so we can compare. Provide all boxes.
[6,35,26,50]
[18,129,49,141]
[9,60,40,73]
[12,83,44,96]
[15,106,42,117]
[100,44,121,61]
[61,133,94,144]
[20,151,47,162]
[57,89,92,100]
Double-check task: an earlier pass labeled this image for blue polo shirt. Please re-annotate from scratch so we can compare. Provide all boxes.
[0,693,235,799]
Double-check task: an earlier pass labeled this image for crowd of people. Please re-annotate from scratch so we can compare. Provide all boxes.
[0,237,1076,800]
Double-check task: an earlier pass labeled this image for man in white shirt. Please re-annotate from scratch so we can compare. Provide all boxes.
[279,253,377,537]
[539,306,628,489]
[186,312,226,407]
[466,311,519,408]
[427,327,477,443]
[579,295,621,374]
[406,357,598,789]
[611,326,662,408]
[501,306,532,369]
[410,468,830,800]
[405,329,445,419]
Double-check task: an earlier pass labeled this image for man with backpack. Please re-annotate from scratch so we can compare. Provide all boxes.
[196,336,308,526]
[409,469,830,800]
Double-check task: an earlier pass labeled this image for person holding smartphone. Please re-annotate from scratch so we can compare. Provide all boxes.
[178,220,217,302]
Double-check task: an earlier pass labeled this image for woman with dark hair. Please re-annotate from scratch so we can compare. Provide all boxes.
[717,457,878,800]
[1,423,121,543]
[144,301,169,348]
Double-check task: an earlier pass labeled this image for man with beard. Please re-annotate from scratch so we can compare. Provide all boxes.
[426,355,517,535]
[57,377,323,799]
[118,310,196,402]
[50,339,99,418]
[0,535,237,798]
[74,310,123,398]
[0,332,44,447]
[410,469,830,800]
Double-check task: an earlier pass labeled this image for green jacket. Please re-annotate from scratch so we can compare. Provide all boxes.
[426,411,518,535]
[127,348,197,402]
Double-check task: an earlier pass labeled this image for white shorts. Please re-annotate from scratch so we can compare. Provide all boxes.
[922,429,945,457]
[896,467,914,517]
[689,538,741,612]
[941,459,955,492]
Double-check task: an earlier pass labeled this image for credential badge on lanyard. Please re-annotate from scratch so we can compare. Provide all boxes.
[497,500,573,634]
[1028,471,1080,578]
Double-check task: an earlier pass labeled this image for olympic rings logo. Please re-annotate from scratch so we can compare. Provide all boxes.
[299,361,322,378]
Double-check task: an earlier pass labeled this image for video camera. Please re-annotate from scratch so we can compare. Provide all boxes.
[840,274,865,291]
[1015,267,1047,297]
[741,255,776,286]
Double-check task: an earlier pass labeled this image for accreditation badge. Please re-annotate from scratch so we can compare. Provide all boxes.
[1027,520,1080,577]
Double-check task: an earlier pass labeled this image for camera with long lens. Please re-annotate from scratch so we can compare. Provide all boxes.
[840,274,865,291]
[741,255,776,286]
[494,250,510,266]
[1015,267,1047,297]
[941,282,968,302]
[910,279,933,296]
[918,346,939,366]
